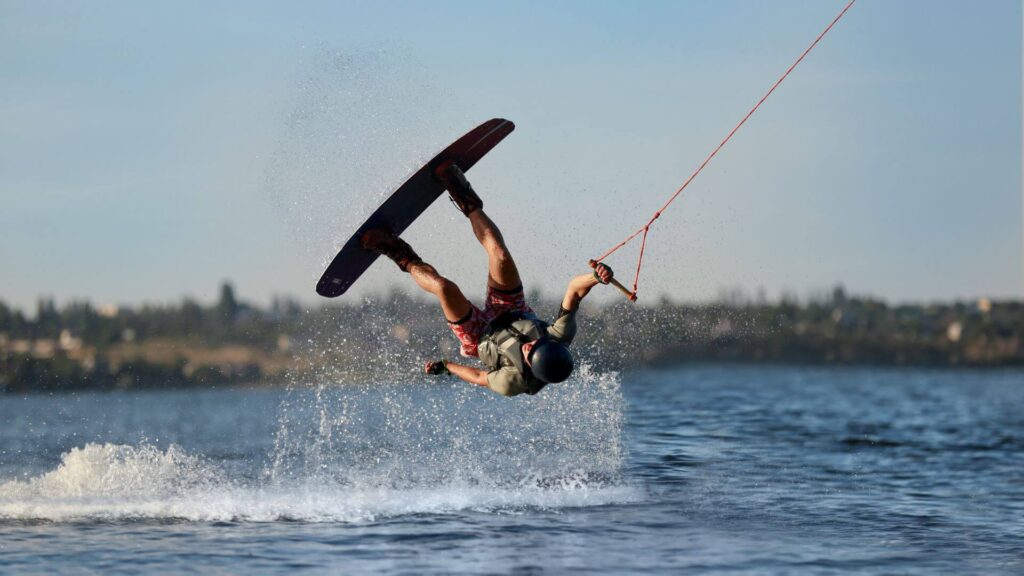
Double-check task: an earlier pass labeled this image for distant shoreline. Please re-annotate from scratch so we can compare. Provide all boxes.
[3,283,1021,394]
[5,360,1024,397]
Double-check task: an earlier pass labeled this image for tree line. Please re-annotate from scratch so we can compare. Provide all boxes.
[1,283,1021,393]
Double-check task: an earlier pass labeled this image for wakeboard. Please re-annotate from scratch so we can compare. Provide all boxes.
[316,118,515,298]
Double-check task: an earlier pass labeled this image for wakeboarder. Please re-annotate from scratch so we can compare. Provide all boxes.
[361,162,613,397]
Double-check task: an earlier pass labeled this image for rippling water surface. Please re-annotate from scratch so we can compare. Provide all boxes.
[1,366,1021,574]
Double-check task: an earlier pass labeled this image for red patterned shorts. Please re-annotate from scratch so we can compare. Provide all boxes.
[449,286,533,357]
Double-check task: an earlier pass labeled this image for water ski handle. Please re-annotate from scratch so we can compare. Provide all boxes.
[589,260,638,302]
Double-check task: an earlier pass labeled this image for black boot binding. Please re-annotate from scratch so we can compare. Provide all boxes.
[361,228,422,272]
[435,161,483,216]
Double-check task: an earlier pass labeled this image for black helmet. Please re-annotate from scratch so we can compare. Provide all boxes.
[529,339,574,383]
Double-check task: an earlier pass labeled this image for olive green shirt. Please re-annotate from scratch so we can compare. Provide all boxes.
[485,309,577,397]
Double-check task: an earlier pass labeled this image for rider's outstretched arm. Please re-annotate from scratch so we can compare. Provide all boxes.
[561,263,614,311]
[443,361,490,387]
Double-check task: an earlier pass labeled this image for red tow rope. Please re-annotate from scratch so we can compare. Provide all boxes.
[592,0,857,300]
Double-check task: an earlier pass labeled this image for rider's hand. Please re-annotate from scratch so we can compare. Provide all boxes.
[424,360,450,375]
[593,263,614,285]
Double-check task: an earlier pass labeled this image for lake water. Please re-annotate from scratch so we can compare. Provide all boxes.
[1,365,1021,574]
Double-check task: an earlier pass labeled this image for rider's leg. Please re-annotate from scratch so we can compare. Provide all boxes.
[467,209,522,292]
[407,261,473,323]
[361,227,472,322]
[435,161,521,291]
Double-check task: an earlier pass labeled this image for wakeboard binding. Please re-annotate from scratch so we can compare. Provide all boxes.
[361,228,422,272]
[435,161,482,216]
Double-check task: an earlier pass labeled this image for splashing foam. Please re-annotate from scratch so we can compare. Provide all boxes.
[0,443,226,521]
[0,368,638,523]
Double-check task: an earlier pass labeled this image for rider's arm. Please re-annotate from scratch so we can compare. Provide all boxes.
[561,263,613,311]
[444,361,490,387]
[427,362,525,397]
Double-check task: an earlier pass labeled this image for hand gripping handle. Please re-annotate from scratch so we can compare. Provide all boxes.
[589,260,637,302]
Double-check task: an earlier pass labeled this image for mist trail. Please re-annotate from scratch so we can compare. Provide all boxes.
[262,47,462,280]
[267,365,629,488]
[0,50,638,523]
[260,45,636,504]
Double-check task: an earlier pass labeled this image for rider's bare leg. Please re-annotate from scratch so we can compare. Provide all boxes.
[467,209,522,291]
[407,261,473,322]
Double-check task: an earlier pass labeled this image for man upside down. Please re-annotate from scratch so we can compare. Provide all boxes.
[361,161,613,397]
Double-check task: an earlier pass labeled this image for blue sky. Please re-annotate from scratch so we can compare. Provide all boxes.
[1,0,1020,310]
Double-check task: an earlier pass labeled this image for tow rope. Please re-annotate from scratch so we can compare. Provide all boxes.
[591,0,857,302]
